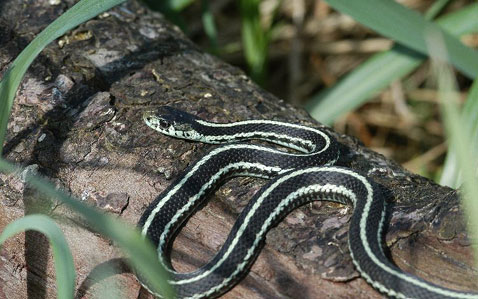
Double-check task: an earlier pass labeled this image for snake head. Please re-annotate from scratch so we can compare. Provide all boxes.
[143,106,203,140]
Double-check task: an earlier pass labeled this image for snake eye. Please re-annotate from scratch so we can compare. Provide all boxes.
[159,119,170,128]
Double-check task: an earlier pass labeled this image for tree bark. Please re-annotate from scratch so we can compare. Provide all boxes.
[0,1,476,298]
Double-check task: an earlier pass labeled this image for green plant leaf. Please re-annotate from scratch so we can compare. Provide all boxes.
[162,0,196,11]
[441,77,478,187]
[306,4,478,124]
[0,0,127,154]
[0,159,174,298]
[324,0,478,77]
[427,31,478,259]
[0,215,75,299]
[240,0,270,84]
[423,0,451,20]
[202,0,219,54]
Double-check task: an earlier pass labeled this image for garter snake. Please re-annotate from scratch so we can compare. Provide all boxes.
[137,106,477,299]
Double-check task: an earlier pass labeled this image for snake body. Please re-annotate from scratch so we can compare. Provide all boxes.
[138,106,477,299]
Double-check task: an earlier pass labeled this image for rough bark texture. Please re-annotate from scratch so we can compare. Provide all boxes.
[0,1,476,298]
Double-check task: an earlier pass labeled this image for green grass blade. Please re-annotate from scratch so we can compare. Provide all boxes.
[424,0,451,20]
[140,0,196,12]
[0,158,174,298]
[0,215,76,299]
[427,31,478,260]
[90,262,124,299]
[324,0,478,78]
[441,78,478,187]
[306,46,424,124]
[306,4,478,124]
[0,0,126,154]
[201,0,219,54]
[162,0,196,11]
[435,3,478,34]
[240,0,269,84]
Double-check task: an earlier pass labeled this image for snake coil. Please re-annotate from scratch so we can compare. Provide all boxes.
[138,106,477,299]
